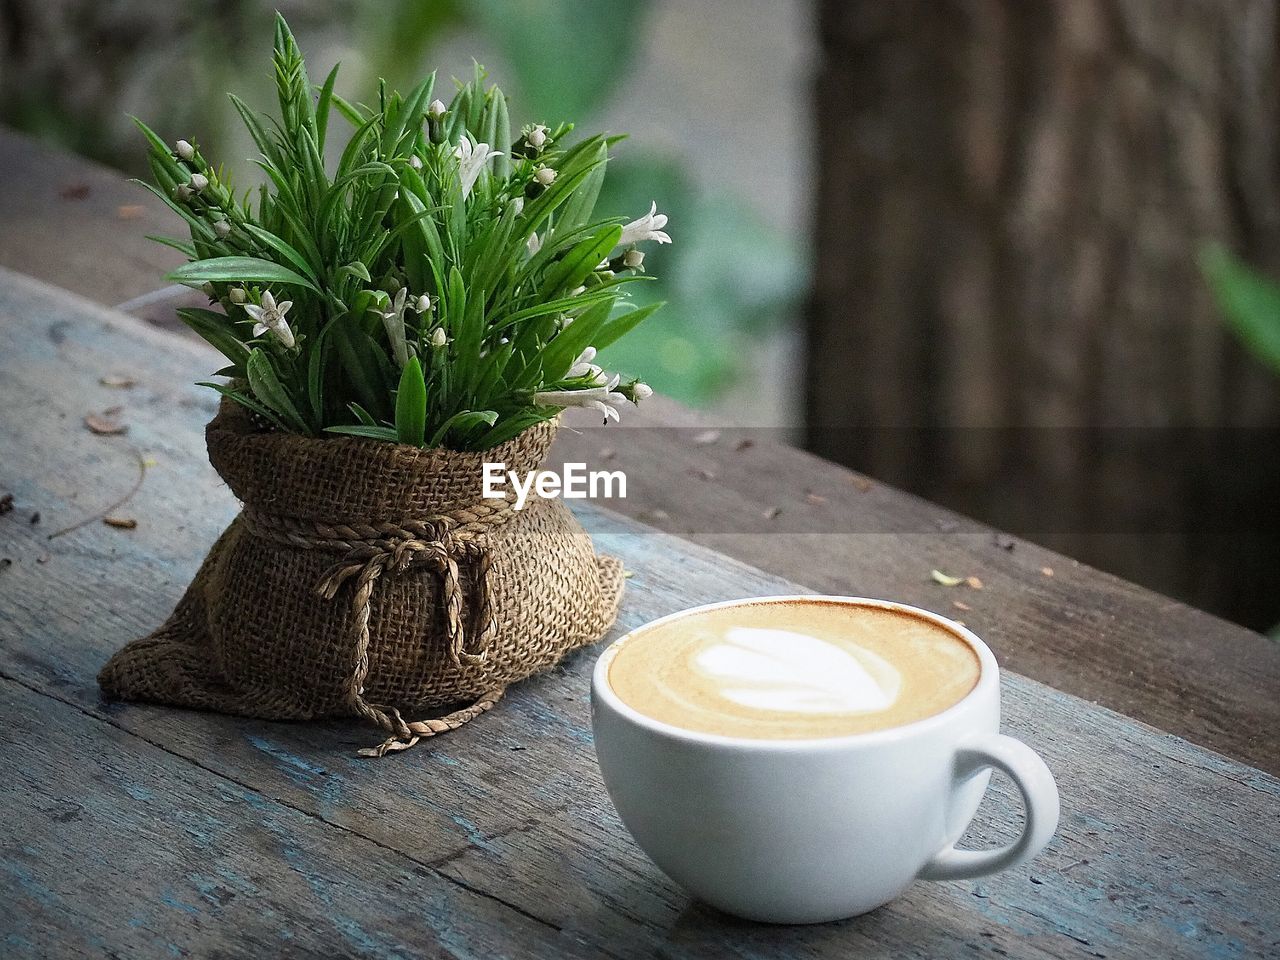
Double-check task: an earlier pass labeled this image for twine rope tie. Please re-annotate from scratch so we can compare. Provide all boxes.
[243,505,512,757]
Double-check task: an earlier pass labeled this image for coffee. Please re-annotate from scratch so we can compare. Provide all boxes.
[607,599,980,739]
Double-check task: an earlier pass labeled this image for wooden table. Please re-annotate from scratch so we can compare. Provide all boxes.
[3,125,1280,783]
[2,270,1279,958]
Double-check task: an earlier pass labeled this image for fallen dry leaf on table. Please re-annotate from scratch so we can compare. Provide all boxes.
[953,600,972,612]
[965,576,984,590]
[84,413,128,435]
[99,375,138,389]
[1041,566,1055,577]
[850,476,873,492]
[931,570,965,587]
[116,205,145,220]
[693,430,721,445]
[103,516,138,530]
[804,492,827,505]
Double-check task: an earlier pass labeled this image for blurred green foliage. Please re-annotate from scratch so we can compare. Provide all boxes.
[1202,243,1280,376]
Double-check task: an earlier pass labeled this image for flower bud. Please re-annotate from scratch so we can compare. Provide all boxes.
[414,295,433,314]
[409,155,423,170]
[214,219,231,239]
[174,184,193,202]
[189,173,209,193]
[175,140,195,162]
[229,287,246,304]
[528,125,548,150]
[623,249,645,269]
[633,382,653,400]
[431,327,448,348]
[534,166,557,187]
[428,99,447,120]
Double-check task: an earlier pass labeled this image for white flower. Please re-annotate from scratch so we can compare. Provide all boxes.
[409,155,423,170]
[567,347,603,381]
[428,99,447,120]
[623,249,645,269]
[214,219,231,239]
[528,124,549,150]
[534,165,557,187]
[228,287,246,304]
[376,288,411,366]
[619,201,671,246]
[413,294,434,314]
[189,173,209,193]
[534,375,627,423]
[244,291,295,348]
[453,137,503,198]
[174,184,193,202]
[431,327,448,348]
[526,232,542,256]
[632,382,653,401]
[175,140,195,162]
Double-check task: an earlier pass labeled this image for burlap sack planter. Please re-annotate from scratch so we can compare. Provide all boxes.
[99,402,625,755]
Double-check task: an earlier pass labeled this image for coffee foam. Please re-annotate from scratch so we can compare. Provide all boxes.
[693,627,902,715]
[607,600,981,740]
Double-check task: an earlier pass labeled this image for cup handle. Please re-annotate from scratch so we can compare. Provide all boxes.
[918,733,1060,882]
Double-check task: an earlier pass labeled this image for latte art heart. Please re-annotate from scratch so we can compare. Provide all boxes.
[608,599,981,740]
[694,627,902,715]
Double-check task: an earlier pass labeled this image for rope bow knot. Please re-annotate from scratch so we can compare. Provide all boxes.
[242,504,513,756]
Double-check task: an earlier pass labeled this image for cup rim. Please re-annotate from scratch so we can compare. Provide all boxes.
[591,595,999,751]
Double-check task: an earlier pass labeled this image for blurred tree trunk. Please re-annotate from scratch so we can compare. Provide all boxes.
[810,0,1280,629]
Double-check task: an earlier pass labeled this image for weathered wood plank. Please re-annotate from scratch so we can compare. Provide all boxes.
[2,271,1279,958]
[0,679,598,960]
[2,124,1278,773]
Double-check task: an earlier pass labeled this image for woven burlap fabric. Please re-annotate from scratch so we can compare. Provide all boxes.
[98,402,624,754]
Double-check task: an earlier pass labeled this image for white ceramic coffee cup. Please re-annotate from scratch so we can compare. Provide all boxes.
[590,596,1060,924]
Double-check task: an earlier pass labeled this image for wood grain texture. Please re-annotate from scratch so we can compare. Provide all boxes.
[809,0,1280,629]
[2,125,1279,775]
[1,271,1278,958]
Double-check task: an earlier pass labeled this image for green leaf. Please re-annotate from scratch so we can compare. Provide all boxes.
[175,308,251,367]
[395,355,427,446]
[238,225,320,284]
[340,261,372,283]
[594,301,665,350]
[348,402,377,426]
[246,350,310,433]
[334,323,391,421]
[197,382,288,432]
[315,63,340,153]
[555,141,608,238]
[324,424,401,441]
[167,256,318,293]
[146,235,197,257]
[429,409,498,448]
[536,299,615,385]
[541,225,622,297]
[1201,243,1280,374]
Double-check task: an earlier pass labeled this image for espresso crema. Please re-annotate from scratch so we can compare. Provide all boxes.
[607,600,981,739]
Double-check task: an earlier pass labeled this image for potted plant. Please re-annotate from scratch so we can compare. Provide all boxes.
[99,15,670,756]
